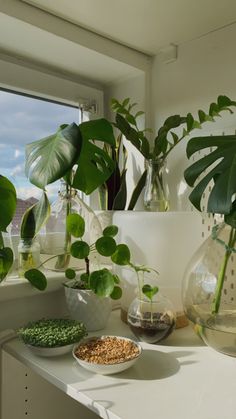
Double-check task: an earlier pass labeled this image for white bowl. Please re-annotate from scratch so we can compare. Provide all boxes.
[73,335,142,375]
[27,343,75,357]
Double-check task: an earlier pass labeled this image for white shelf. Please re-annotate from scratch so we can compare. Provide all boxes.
[3,310,236,419]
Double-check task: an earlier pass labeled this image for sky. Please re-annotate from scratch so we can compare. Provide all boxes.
[0,90,79,201]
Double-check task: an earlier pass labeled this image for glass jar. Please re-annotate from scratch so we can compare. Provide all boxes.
[18,238,40,277]
[40,180,102,271]
[128,293,176,344]
[144,158,170,211]
[182,223,236,357]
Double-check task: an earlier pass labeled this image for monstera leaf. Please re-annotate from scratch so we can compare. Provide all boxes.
[25,123,81,189]
[184,135,236,214]
[0,175,17,232]
[73,119,115,194]
[25,119,115,195]
[21,192,50,239]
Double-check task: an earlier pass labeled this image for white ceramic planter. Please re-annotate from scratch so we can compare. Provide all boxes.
[112,211,203,313]
[64,283,112,332]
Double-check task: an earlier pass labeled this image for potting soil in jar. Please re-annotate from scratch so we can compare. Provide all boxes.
[128,311,175,344]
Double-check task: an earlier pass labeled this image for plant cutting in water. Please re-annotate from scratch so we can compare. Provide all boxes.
[184,95,236,315]
[142,284,159,322]
[111,95,236,210]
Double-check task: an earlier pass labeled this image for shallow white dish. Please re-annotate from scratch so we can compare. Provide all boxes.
[73,335,142,375]
[27,343,75,357]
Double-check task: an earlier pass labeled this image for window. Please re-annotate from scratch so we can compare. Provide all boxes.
[0,89,81,233]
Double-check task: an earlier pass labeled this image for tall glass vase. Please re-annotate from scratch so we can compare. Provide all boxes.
[40,180,102,271]
[143,158,169,211]
[182,223,236,357]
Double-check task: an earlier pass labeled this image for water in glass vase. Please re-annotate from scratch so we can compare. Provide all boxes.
[186,305,236,357]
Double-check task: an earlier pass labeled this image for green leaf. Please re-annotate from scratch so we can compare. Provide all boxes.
[70,241,90,259]
[112,170,127,210]
[128,170,147,210]
[170,132,179,144]
[72,140,115,194]
[24,269,47,291]
[20,192,50,239]
[25,123,81,189]
[115,114,149,158]
[135,111,145,118]
[110,285,122,300]
[89,268,114,297]
[111,244,130,265]
[186,113,194,131]
[0,175,17,232]
[79,118,115,146]
[217,95,236,108]
[65,268,76,279]
[225,202,236,228]
[95,236,117,256]
[66,213,85,238]
[103,225,118,237]
[142,284,159,300]
[80,273,89,284]
[122,98,130,107]
[0,247,13,282]
[185,135,236,213]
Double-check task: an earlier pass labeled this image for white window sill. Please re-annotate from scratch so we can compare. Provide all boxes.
[0,270,65,302]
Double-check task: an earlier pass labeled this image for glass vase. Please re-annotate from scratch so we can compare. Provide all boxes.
[143,158,169,211]
[40,180,102,271]
[18,238,40,277]
[128,293,176,344]
[182,223,236,357]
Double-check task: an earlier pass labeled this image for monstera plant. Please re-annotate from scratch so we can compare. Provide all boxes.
[20,118,116,289]
[0,175,17,282]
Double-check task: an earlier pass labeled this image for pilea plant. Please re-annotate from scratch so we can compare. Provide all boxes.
[112,95,236,209]
[0,175,17,282]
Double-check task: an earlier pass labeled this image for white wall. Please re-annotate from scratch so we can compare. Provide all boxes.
[151,23,236,210]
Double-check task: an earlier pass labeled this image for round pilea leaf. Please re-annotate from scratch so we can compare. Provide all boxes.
[95,236,117,256]
[24,269,47,291]
[111,244,130,265]
[66,213,85,238]
[89,268,114,297]
[65,268,76,280]
[103,225,118,237]
[70,241,90,259]
[110,285,122,300]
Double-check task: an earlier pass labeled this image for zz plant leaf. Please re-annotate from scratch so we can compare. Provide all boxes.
[24,269,47,291]
[21,192,50,239]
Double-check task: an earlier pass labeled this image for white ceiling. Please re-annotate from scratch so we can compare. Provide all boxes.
[23,0,236,55]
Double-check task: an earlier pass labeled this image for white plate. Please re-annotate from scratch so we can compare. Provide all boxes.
[73,335,142,375]
[27,343,75,357]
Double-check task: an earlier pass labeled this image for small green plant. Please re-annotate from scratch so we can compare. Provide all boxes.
[142,284,159,322]
[18,318,87,348]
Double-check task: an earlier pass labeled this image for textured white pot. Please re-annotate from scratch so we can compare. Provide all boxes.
[112,211,203,313]
[64,283,112,332]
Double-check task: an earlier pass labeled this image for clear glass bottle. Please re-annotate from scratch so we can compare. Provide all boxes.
[128,293,176,344]
[18,238,40,277]
[40,180,102,271]
[182,223,236,357]
[144,158,170,211]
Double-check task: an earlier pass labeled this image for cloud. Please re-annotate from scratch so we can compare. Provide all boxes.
[11,164,25,177]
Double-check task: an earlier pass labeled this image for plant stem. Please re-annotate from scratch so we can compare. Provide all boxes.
[211,227,236,314]
[55,181,72,269]
[0,232,4,249]
[85,257,90,275]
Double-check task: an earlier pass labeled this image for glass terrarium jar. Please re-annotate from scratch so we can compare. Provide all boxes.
[40,180,102,271]
[18,238,40,277]
[128,293,176,344]
[143,158,170,212]
[182,223,236,357]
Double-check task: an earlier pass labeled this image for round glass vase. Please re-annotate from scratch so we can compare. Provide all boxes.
[18,238,40,277]
[143,158,170,211]
[182,223,236,357]
[127,293,176,344]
